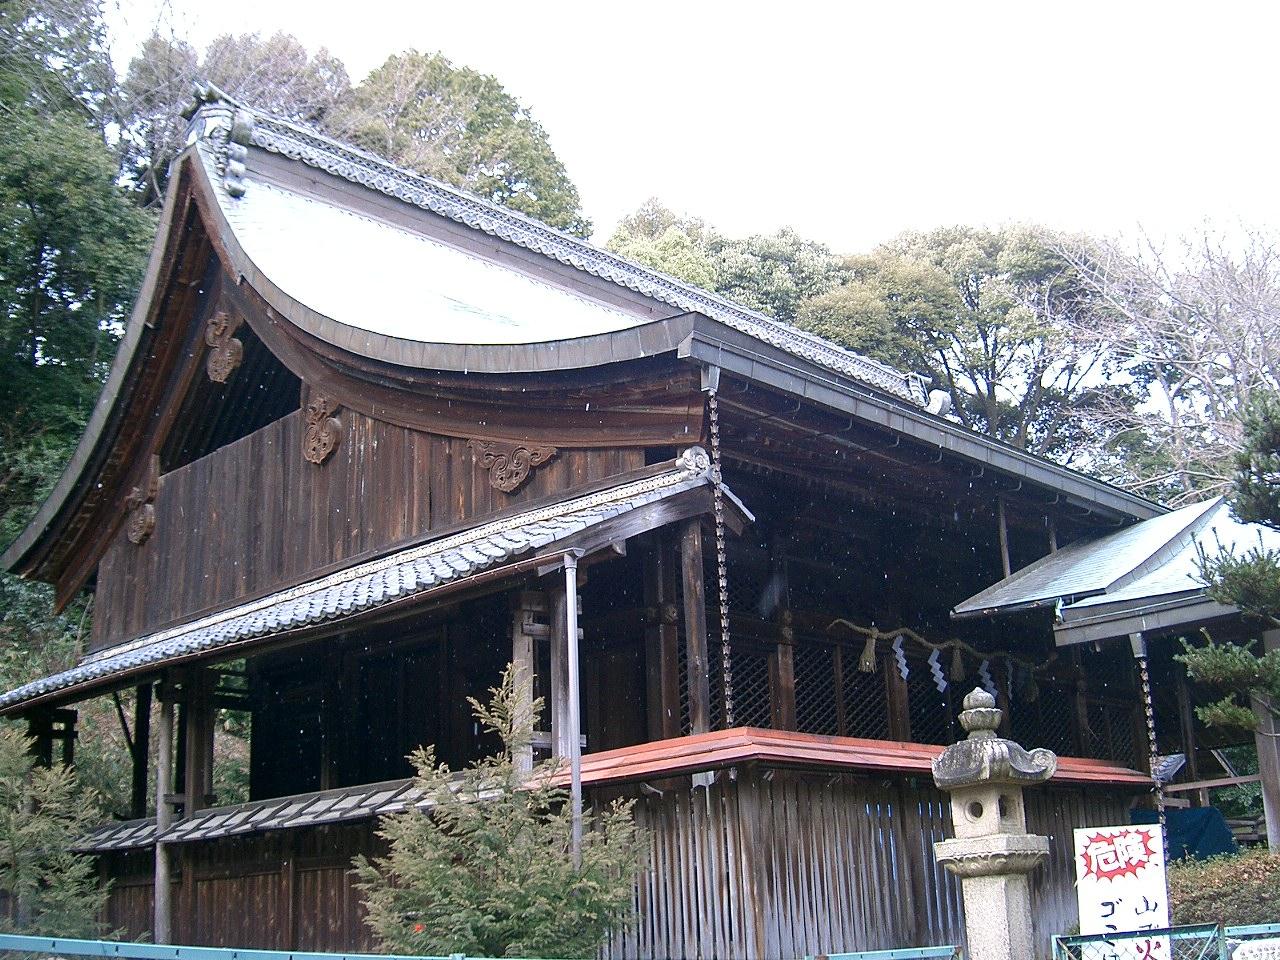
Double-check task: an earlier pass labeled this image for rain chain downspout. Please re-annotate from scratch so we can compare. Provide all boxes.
[1132,631,1169,862]
[564,550,583,869]
[706,374,735,729]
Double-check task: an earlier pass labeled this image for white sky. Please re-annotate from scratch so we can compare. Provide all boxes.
[103,0,1279,251]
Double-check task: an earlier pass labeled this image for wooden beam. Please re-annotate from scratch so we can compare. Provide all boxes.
[681,518,711,735]
[1164,775,1262,793]
[130,683,152,819]
[1175,669,1205,805]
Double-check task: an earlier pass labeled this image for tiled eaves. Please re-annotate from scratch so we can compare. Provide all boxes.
[0,455,715,713]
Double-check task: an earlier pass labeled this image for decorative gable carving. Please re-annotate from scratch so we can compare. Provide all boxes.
[303,388,342,465]
[204,310,244,383]
[124,455,161,545]
[469,440,557,493]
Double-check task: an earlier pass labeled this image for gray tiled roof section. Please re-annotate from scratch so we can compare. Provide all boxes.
[1067,499,1280,610]
[953,498,1222,617]
[1,453,714,711]
[191,93,927,405]
[76,778,422,852]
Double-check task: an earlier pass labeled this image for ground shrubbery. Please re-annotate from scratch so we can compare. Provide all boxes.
[1169,849,1280,926]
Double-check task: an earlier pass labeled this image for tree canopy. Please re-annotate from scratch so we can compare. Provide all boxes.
[331,51,590,236]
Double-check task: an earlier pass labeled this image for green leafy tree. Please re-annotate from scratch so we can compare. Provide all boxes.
[0,725,109,935]
[1178,391,1280,735]
[795,226,1115,458]
[331,51,589,237]
[708,228,847,322]
[354,665,641,958]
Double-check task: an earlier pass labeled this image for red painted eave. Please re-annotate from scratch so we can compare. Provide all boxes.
[567,727,1150,789]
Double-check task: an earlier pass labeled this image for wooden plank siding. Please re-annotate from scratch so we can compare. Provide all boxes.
[98,772,1125,959]
[91,409,643,651]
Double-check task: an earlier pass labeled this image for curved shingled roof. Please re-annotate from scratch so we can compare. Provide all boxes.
[191,89,929,402]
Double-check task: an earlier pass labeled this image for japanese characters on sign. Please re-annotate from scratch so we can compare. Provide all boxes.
[1074,825,1170,960]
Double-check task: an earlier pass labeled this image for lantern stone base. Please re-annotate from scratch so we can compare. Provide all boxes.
[935,834,1050,960]
[934,833,1049,878]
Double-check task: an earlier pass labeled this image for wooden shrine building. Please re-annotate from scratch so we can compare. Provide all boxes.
[0,89,1191,959]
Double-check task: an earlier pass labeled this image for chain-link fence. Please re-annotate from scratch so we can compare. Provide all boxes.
[1054,923,1280,960]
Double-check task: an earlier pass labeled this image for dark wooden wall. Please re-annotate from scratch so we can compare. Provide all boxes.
[99,773,1128,959]
[103,824,379,951]
[92,408,644,651]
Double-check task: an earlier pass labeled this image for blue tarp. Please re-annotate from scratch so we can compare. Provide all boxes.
[1131,806,1238,860]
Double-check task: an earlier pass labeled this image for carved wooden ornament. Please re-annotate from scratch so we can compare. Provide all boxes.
[125,455,161,545]
[303,389,342,465]
[204,311,244,383]
[469,440,557,493]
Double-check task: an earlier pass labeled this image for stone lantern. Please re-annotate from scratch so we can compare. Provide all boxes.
[932,688,1058,960]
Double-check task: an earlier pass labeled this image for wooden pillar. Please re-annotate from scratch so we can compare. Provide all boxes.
[26,712,53,768]
[680,518,711,735]
[319,649,342,790]
[644,540,681,741]
[886,651,911,742]
[1070,648,1091,756]
[769,541,796,731]
[832,645,847,736]
[130,683,152,819]
[771,611,797,730]
[1175,669,1208,806]
[154,689,175,944]
[550,583,581,758]
[511,591,543,775]
[182,669,215,813]
[1254,629,1280,849]
[996,497,1012,578]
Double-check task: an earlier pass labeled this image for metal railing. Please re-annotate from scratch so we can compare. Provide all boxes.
[807,948,961,959]
[1052,923,1280,960]
[0,934,964,960]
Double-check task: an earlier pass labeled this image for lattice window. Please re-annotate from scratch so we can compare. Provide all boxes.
[1086,699,1139,767]
[731,646,772,729]
[1010,681,1077,757]
[794,643,838,735]
[842,660,890,740]
[907,657,954,745]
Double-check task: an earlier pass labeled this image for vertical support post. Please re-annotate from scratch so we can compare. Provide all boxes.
[1254,629,1280,850]
[511,593,537,776]
[771,612,797,730]
[154,689,174,944]
[832,645,847,736]
[1175,669,1207,806]
[131,683,152,819]
[182,669,215,813]
[996,497,1012,579]
[564,552,583,870]
[644,540,681,741]
[680,518,711,734]
[319,649,342,791]
[886,652,911,742]
[769,540,795,731]
[1047,516,1059,553]
[26,712,53,768]
[550,583,573,758]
